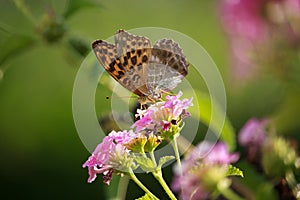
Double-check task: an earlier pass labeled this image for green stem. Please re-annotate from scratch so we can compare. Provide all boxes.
[13,0,37,24]
[153,169,177,200]
[149,151,157,166]
[128,169,159,200]
[171,138,182,173]
[116,176,129,200]
[150,150,176,199]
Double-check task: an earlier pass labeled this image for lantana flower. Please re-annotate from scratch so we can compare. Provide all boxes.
[82,130,136,185]
[131,91,193,139]
[238,118,269,165]
[172,142,239,200]
[123,130,162,153]
[220,0,300,81]
[220,0,269,41]
[220,0,270,80]
[238,118,268,147]
[239,118,299,184]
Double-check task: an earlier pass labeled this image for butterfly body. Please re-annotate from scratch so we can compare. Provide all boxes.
[92,30,188,104]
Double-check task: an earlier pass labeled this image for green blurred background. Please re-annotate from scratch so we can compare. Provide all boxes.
[0,0,299,199]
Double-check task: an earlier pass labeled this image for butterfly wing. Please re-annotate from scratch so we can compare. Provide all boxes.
[93,31,189,102]
[146,39,189,94]
[92,40,144,96]
[153,39,188,76]
[114,30,152,96]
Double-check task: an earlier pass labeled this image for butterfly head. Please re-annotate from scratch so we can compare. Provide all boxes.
[138,95,156,105]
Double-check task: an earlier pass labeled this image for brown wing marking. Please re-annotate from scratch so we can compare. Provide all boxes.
[92,39,141,95]
[114,30,152,96]
[152,39,189,77]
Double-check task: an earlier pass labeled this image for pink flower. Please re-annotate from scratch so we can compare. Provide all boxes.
[220,0,300,81]
[82,130,135,185]
[108,129,136,144]
[131,109,154,132]
[188,141,239,165]
[220,0,269,41]
[202,142,239,164]
[172,175,209,200]
[238,118,268,146]
[164,91,193,119]
[161,120,171,131]
[220,0,270,81]
[172,142,239,200]
[131,91,193,133]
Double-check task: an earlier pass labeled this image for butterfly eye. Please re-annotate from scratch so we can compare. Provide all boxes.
[138,96,148,105]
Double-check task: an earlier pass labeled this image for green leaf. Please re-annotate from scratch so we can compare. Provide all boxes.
[157,156,174,169]
[227,165,244,177]
[134,156,156,173]
[184,89,236,151]
[0,34,35,65]
[63,0,102,18]
[135,193,154,200]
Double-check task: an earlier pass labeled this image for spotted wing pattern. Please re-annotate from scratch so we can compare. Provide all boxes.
[93,39,148,97]
[114,30,152,96]
[146,39,188,96]
[153,38,188,76]
[92,30,189,102]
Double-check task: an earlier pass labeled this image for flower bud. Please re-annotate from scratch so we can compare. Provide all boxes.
[262,137,297,177]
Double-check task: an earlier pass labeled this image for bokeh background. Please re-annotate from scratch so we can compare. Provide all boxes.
[0,0,299,199]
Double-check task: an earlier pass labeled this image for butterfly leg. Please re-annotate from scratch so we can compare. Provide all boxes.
[161,90,175,96]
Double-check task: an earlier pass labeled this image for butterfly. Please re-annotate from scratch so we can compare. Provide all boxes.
[92,29,189,104]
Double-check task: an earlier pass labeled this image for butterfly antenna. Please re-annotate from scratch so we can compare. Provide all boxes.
[161,90,175,96]
[105,95,139,100]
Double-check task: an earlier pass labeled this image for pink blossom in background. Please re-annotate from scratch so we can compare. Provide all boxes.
[283,0,300,45]
[238,118,268,147]
[172,175,209,200]
[220,0,269,41]
[220,0,270,81]
[172,142,239,200]
[220,0,300,82]
[229,38,258,80]
[202,142,239,164]
[187,141,239,165]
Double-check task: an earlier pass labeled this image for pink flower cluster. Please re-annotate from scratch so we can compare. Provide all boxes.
[132,91,193,133]
[220,0,300,81]
[238,118,298,183]
[82,130,136,185]
[83,92,193,185]
[238,118,268,147]
[172,142,239,200]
